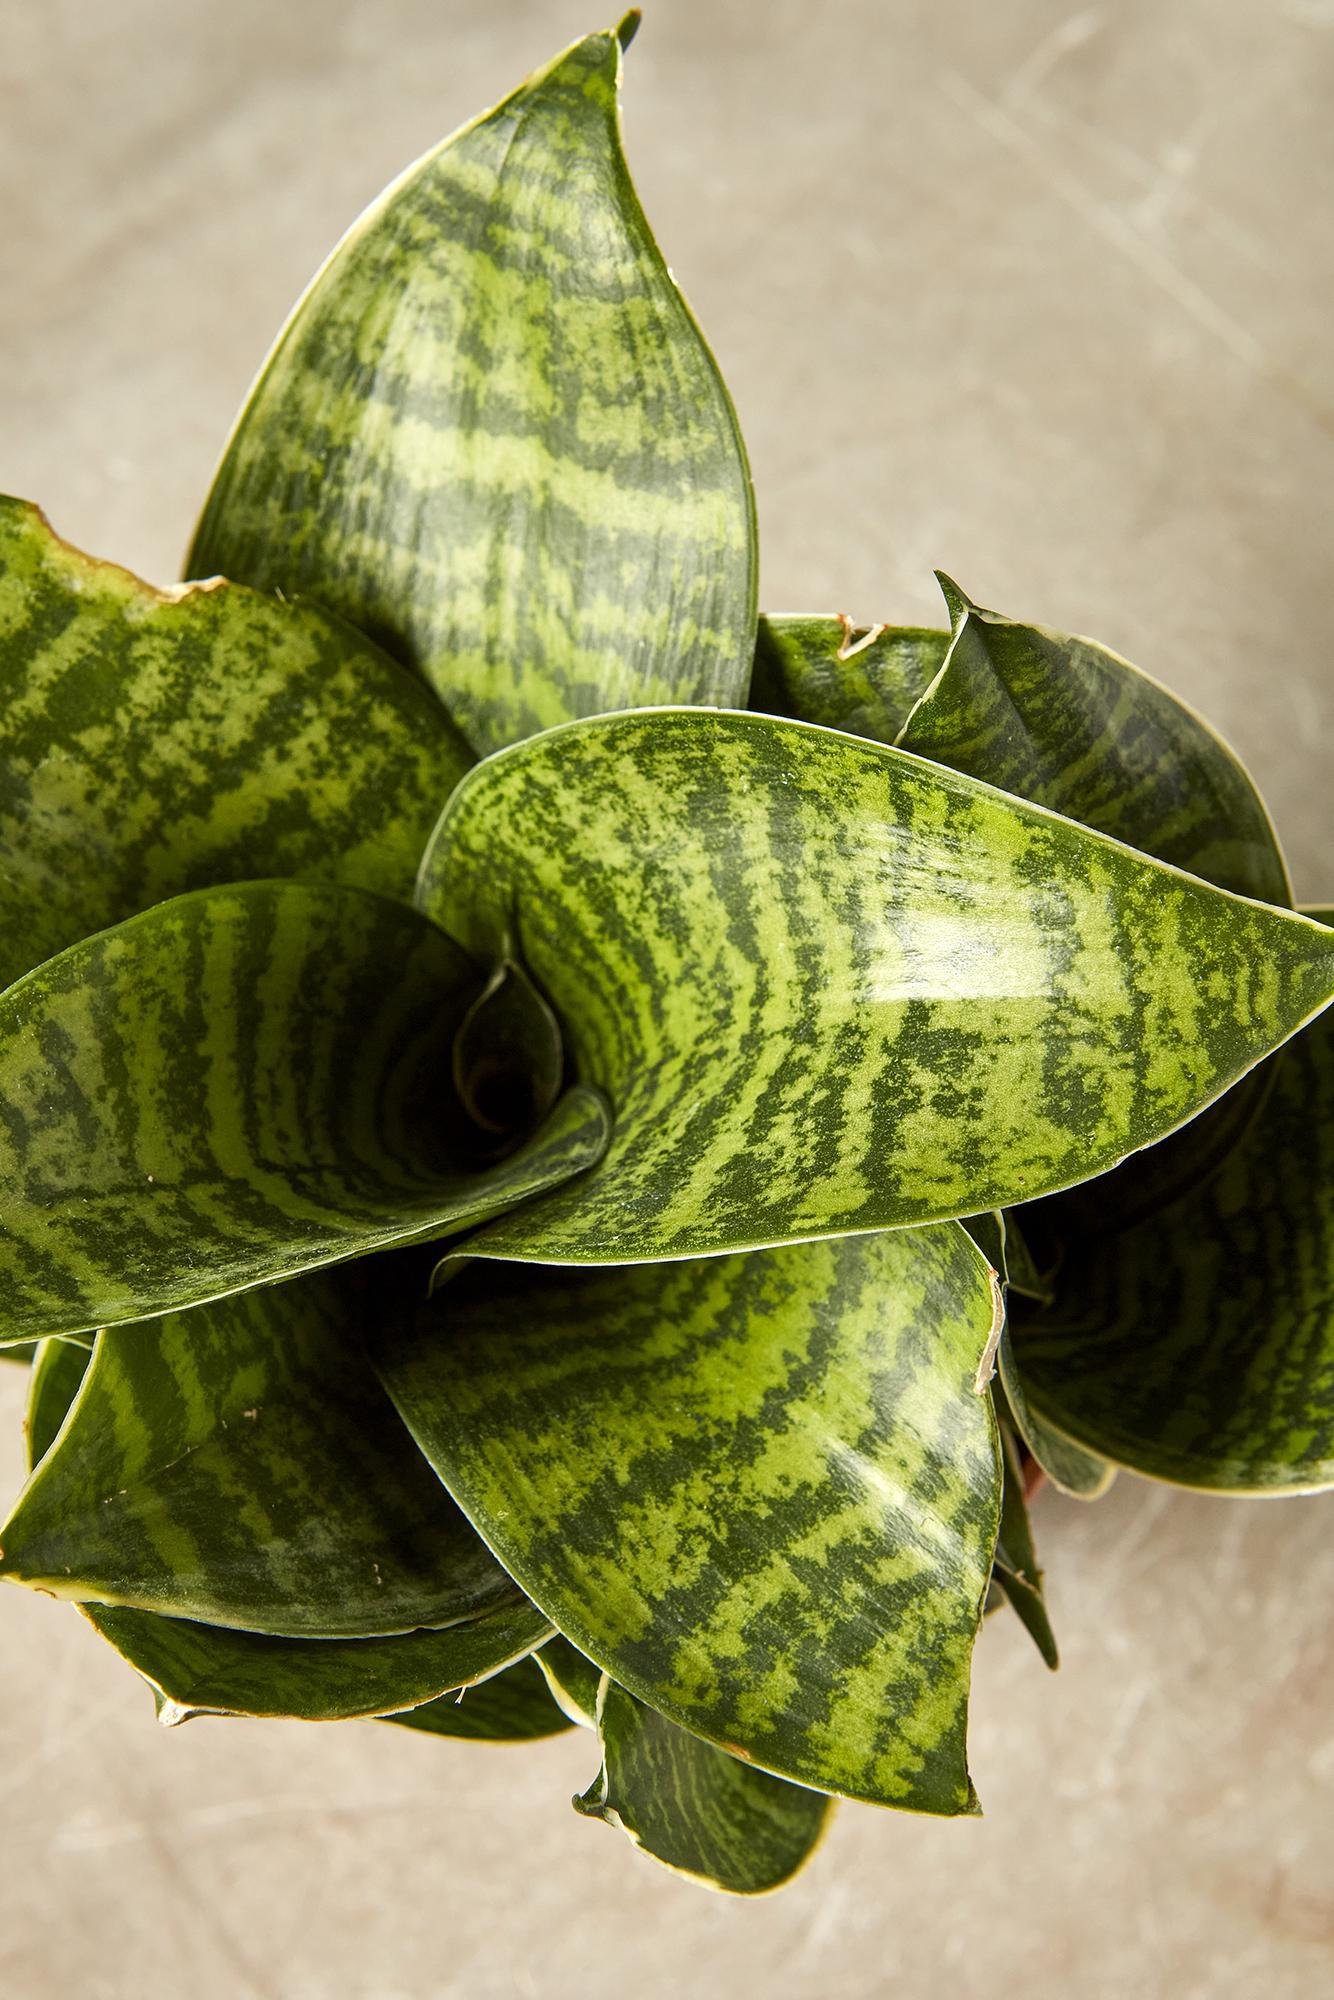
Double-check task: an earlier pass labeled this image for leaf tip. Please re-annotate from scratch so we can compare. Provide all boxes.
[615,9,643,52]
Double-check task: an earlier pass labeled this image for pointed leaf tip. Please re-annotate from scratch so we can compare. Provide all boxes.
[616,9,642,51]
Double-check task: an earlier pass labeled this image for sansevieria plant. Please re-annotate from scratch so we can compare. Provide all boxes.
[2,14,1331,1895]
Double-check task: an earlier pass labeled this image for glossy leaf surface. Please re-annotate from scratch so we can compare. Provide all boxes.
[0,498,469,991]
[0,880,609,1340]
[995,1328,1114,1500]
[188,19,756,756]
[22,1337,551,1720]
[419,709,1334,1261]
[898,578,1291,906]
[575,1681,830,1893]
[751,614,945,745]
[376,1227,1001,1812]
[1012,994,1334,1492]
[385,1655,572,1742]
[3,1272,536,1637]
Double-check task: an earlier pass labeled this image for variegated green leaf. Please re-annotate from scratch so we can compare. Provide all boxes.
[751,614,945,745]
[990,1426,1058,1670]
[0,498,469,992]
[535,1635,603,1728]
[416,709,1334,1262]
[1,1270,539,1638]
[995,1327,1114,1500]
[188,16,756,757]
[0,879,609,1341]
[21,1336,551,1721]
[575,1680,831,1894]
[385,1655,572,1743]
[1011,983,1334,1493]
[899,578,1293,1229]
[898,577,1291,906]
[375,1226,1002,1812]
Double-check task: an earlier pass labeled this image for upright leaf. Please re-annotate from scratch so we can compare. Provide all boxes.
[575,1681,831,1894]
[0,498,469,991]
[385,1655,572,1742]
[751,614,945,745]
[188,17,756,755]
[989,1426,1058,1669]
[375,1227,1001,1812]
[2,1272,537,1638]
[0,880,610,1341]
[1011,988,1334,1493]
[22,1335,552,1721]
[417,709,1334,1261]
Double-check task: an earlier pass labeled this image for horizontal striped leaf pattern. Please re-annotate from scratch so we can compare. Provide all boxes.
[417,709,1334,1261]
[0,498,469,991]
[1011,991,1334,1492]
[188,18,756,756]
[0,879,610,1340]
[575,1681,831,1894]
[897,577,1291,906]
[375,1227,1002,1811]
[751,614,946,745]
[385,1656,573,1743]
[22,1337,552,1719]
[1,1271,536,1637]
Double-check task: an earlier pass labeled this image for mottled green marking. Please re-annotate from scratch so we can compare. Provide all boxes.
[2,1270,538,1638]
[374,1227,1002,1812]
[575,1680,831,1893]
[0,498,469,992]
[1012,990,1334,1493]
[188,22,756,755]
[417,709,1334,1262]
[21,1336,551,1720]
[752,614,946,744]
[386,1655,572,1743]
[0,878,610,1340]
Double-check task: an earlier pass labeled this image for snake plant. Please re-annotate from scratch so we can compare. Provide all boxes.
[2,13,1330,1896]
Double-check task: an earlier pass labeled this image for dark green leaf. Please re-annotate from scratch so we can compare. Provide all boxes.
[575,1681,830,1894]
[990,1426,1058,1670]
[898,577,1291,906]
[0,498,470,992]
[751,614,945,744]
[995,1328,1114,1500]
[1011,990,1334,1493]
[21,1334,551,1721]
[417,709,1334,1261]
[0,879,609,1341]
[187,19,756,756]
[535,1635,603,1728]
[376,1226,1001,1812]
[452,958,563,1142]
[24,1336,90,1465]
[385,1655,572,1742]
[2,1270,539,1638]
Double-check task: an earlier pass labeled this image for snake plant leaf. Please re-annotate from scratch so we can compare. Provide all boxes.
[452,959,564,1141]
[898,577,1291,907]
[21,1336,552,1720]
[385,1655,573,1743]
[0,879,610,1342]
[0,1270,541,1638]
[751,614,946,745]
[187,16,756,757]
[1011,989,1334,1493]
[535,1635,604,1728]
[995,1327,1114,1500]
[417,709,1334,1262]
[0,498,470,993]
[990,1426,1058,1670]
[574,1680,831,1894]
[375,1226,1002,1812]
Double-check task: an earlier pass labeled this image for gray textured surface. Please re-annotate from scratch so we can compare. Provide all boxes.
[2,1,1333,1993]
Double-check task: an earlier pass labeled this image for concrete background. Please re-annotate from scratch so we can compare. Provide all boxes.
[2,1,1333,1993]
